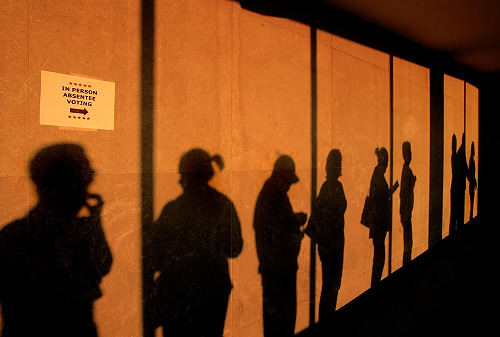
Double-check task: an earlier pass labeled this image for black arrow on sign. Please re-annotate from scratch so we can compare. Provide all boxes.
[70,108,89,115]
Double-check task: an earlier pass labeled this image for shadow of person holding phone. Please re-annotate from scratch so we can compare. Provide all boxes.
[254,155,307,337]
[0,143,112,337]
[368,147,398,287]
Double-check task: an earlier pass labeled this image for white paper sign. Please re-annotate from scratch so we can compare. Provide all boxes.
[40,70,115,130]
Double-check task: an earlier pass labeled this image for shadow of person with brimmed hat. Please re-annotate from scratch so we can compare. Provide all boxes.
[151,148,243,337]
[253,154,307,337]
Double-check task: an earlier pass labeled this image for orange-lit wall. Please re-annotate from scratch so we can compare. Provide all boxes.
[317,32,391,310]
[0,1,481,336]
[232,10,313,337]
[442,77,478,236]
[443,75,465,237]
[465,84,479,222]
[0,1,142,337]
[392,57,430,270]
[153,3,312,335]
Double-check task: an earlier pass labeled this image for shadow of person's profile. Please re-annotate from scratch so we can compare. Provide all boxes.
[253,154,307,337]
[0,143,112,337]
[400,141,416,266]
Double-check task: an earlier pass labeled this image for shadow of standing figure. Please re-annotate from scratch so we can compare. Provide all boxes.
[467,142,477,222]
[368,147,398,287]
[0,144,113,337]
[450,134,468,234]
[253,155,307,337]
[151,149,243,337]
[400,142,416,266]
[306,149,346,320]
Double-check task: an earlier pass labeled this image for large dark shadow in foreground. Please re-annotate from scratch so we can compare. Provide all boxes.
[0,143,112,337]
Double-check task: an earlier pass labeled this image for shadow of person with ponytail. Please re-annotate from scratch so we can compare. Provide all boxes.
[151,148,243,337]
[368,147,398,287]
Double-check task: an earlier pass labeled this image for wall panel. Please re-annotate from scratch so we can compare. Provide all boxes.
[231,8,312,336]
[0,1,142,336]
[329,36,390,306]
[443,75,465,237]
[153,1,234,336]
[465,84,479,222]
[392,57,430,270]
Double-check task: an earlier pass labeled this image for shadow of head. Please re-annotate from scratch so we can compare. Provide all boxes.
[402,141,412,164]
[271,155,299,191]
[326,149,342,180]
[375,147,388,172]
[178,148,224,189]
[30,143,94,217]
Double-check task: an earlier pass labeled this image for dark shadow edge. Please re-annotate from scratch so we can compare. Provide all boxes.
[141,0,155,336]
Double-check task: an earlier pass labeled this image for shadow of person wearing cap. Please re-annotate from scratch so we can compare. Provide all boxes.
[306,149,346,321]
[0,143,112,337]
[151,148,243,337]
[253,155,307,337]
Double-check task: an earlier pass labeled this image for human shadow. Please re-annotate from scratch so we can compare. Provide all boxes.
[467,142,477,222]
[305,149,346,320]
[151,148,243,337]
[0,143,113,337]
[368,147,398,287]
[450,134,468,234]
[253,155,307,337]
[400,142,416,266]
